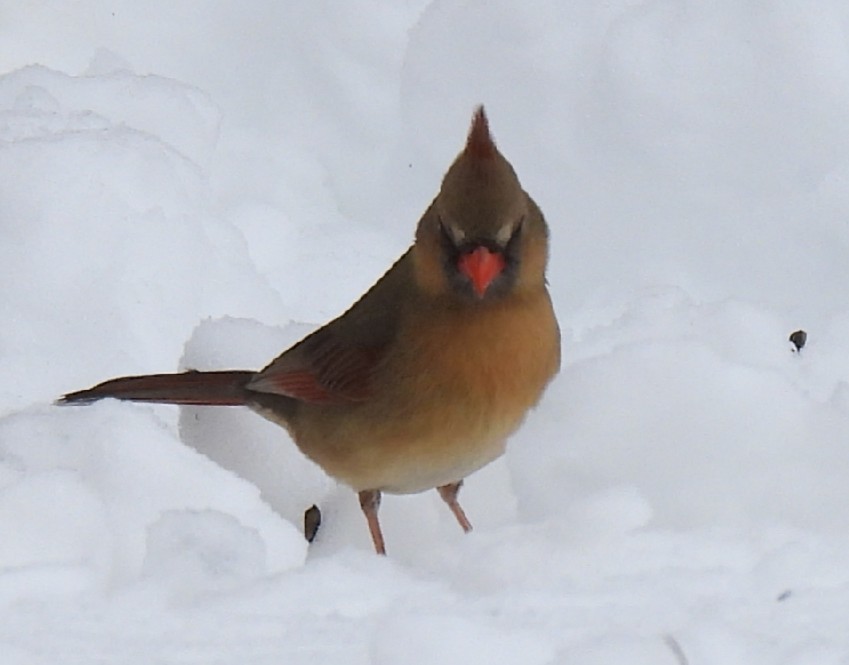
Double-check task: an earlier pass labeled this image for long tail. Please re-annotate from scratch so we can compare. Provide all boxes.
[58,370,255,406]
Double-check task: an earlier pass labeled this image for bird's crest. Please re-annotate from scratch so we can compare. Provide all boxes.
[464,106,497,161]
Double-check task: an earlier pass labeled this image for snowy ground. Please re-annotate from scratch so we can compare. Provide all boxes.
[3,2,849,663]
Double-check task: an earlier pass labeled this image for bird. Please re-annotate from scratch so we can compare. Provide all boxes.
[59,107,561,554]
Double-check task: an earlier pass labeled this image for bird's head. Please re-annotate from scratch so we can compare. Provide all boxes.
[414,106,550,303]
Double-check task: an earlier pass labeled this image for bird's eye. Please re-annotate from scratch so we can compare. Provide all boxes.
[494,216,525,247]
[503,216,525,248]
[438,216,464,246]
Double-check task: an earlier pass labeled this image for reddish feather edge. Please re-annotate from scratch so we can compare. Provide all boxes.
[464,106,497,160]
[251,370,370,404]
[253,371,337,404]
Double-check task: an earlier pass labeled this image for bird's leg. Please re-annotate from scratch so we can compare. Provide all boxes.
[358,489,386,555]
[437,480,473,533]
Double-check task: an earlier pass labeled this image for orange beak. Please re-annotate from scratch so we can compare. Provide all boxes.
[457,246,506,298]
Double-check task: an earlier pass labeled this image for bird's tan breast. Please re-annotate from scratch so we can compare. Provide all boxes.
[295,290,560,493]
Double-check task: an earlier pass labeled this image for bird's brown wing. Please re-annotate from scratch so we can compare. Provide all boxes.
[248,330,383,404]
[247,251,412,405]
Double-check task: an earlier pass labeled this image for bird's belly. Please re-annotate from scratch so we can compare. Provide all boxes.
[376,430,508,495]
[326,429,511,495]
[294,392,527,494]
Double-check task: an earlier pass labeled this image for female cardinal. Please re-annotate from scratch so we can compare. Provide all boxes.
[61,107,561,554]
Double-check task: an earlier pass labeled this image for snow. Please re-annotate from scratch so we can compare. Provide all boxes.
[2,2,849,662]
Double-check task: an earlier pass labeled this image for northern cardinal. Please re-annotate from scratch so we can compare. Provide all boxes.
[60,107,560,554]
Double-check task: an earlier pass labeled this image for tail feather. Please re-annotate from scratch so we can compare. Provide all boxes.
[58,370,255,406]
